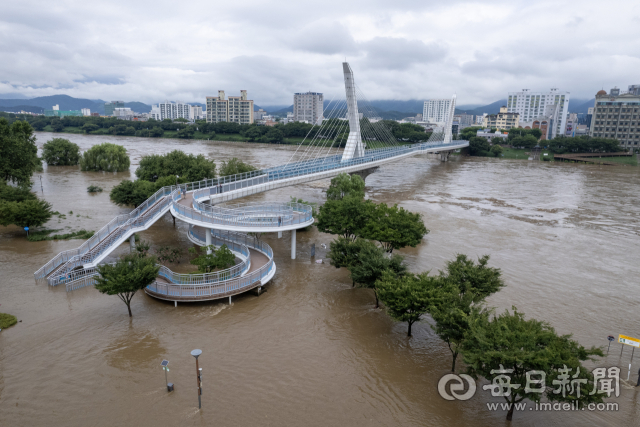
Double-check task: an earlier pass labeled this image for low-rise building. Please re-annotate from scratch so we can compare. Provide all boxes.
[589,87,640,149]
[482,107,519,130]
[476,129,508,142]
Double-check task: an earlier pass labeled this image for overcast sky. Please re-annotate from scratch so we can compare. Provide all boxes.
[1,0,639,106]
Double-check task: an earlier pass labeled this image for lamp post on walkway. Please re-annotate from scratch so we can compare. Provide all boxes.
[191,349,203,409]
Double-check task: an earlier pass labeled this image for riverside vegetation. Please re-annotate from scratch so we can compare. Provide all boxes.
[320,173,606,422]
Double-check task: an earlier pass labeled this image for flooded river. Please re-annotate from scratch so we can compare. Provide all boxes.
[1,133,639,426]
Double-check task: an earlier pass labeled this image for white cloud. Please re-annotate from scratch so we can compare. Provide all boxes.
[0,0,638,105]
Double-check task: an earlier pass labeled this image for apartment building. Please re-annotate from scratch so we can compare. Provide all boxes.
[206,90,254,124]
[150,101,191,121]
[482,106,520,130]
[507,89,569,138]
[423,99,452,124]
[294,92,323,124]
[589,87,640,149]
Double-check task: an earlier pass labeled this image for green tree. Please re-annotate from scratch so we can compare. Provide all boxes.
[361,203,428,252]
[490,144,503,157]
[458,126,484,141]
[109,179,157,207]
[135,150,215,181]
[0,198,53,229]
[462,308,604,421]
[42,138,80,166]
[468,136,490,156]
[0,181,37,202]
[348,242,407,307]
[80,143,130,172]
[377,271,441,336]
[82,123,100,134]
[431,254,504,372]
[50,120,64,132]
[327,237,372,286]
[317,197,375,241]
[219,157,257,177]
[326,173,365,201]
[176,126,195,139]
[261,128,284,144]
[188,244,235,273]
[94,253,160,317]
[0,119,41,187]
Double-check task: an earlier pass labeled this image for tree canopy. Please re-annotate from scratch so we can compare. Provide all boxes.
[547,136,621,154]
[361,203,428,252]
[42,138,80,166]
[80,143,130,172]
[219,157,257,177]
[188,244,236,273]
[94,253,159,317]
[462,308,604,421]
[135,150,215,181]
[377,271,441,336]
[0,119,41,187]
[326,173,365,201]
[431,254,504,372]
[348,241,407,307]
[317,197,376,241]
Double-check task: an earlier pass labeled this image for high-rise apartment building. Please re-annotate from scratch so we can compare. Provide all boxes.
[206,90,254,124]
[149,101,191,121]
[293,92,323,124]
[104,101,125,116]
[190,105,204,120]
[423,99,452,124]
[589,87,640,149]
[506,89,570,139]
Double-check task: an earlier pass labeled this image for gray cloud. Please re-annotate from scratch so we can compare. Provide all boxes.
[0,0,638,105]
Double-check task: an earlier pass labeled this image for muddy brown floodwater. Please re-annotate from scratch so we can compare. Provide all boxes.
[1,132,640,426]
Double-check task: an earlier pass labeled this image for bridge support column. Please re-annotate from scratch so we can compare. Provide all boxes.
[440,151,452,162]
[174,301,177,307]
[278,231,282,239]
[349,166,379,183]
[130,235,135,252]
[229,296,232,304]
[205,229,212,254]
[291,229,297,260]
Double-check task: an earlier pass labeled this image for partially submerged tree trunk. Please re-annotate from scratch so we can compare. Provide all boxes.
[407,321,413,337]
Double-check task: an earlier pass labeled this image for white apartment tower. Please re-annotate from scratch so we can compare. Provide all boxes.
[294,92,324,124]
[507,89,570,138]
[423,99,452,124]
[150,101,191,121]
[206,90,254,124]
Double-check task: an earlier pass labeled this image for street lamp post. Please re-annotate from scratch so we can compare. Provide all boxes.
[191,349,203,409]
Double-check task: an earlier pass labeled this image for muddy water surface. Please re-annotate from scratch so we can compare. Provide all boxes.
[1,133,639,426]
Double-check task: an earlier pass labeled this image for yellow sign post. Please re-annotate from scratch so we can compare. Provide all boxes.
[618,334,639,381]
[618,334,640,348]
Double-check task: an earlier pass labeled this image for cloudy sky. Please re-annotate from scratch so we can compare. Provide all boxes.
[1,0,639,106]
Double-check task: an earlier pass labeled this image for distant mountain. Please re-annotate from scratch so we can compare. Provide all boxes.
[568,98,595,115]
[456,99,507,116]
[0,94,105,113]
[126,101,152,113]
[257,105,291,113]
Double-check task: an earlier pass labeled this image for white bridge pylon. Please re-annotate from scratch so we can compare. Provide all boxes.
[341,62,365,162]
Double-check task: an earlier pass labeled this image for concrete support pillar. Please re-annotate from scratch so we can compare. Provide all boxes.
[278,231,282,239]
[228,296,232,304]
[130,234,135,252]
[291,229,297,260]
[205,229,212,254]
[174,301,177,307]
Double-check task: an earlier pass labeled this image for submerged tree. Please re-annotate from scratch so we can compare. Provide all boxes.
[462,308,604,421]
[80,142,130,172]
[377,271,440,336]
[94,253,159,317]
[42,138,80,166]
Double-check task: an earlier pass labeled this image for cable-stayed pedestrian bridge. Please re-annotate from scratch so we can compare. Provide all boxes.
[34,62,468,303]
